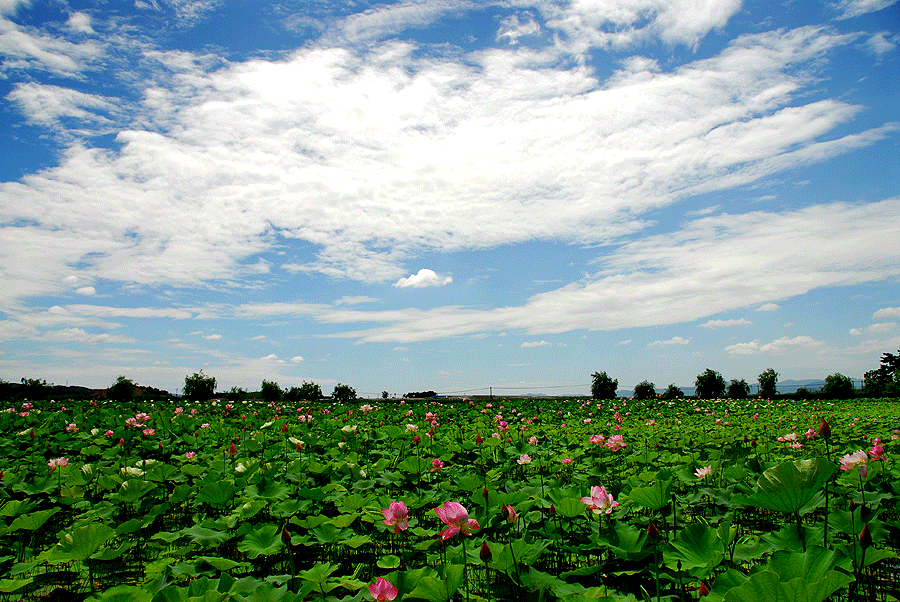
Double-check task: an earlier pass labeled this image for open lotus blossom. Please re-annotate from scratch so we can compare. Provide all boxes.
[694,465,713,480]
[589,434,605,445]
[839,450,869,477]
[605,435,626,452]
[517,454,532,465]
[869,444,886,462]
[368,577,398,601]
[435,501,480,540]
[581,485,619,515]
[47,457,68,472]
[381,501,409,534]
[430,458,444,472]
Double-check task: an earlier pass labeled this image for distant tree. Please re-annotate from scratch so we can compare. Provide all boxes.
[332,383,357,403]
[405,391,437,399]
[261,380,282,403]
[288,381,322,401]
[381,391,389,400]
[822,373,854,399]
[225,386,248,401]
[795,386,812,398]
[632,380,656,400]
[758,368,778,398]
[591,372,618,400]
[727,378,750,399]
[661,384,683,400]
[862,350,899,397]
[108,375,136,403]
[183,371,216,402]
[20,378,51,400]
[694,369,726,399]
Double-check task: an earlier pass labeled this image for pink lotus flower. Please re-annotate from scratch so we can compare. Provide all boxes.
[430,458,444,472]
[561,457,573,465]
[605,435,626,452]
[805,428,816,439]
[839,450,868,477]
[48,457,68,472]
[368,577,398,601]
[694,466,713,480]
[869,444,886,462]
[517,454,532,465]
[142,428,155,436]
[528,436,537,445]
[435,501,479,540]
[185,451,196,460]
[381,501,409,534]
[589,434,605,445]
[581,485,619,515]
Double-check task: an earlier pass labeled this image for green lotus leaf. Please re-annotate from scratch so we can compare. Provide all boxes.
[663,523,724,571]
[114,479,157,504]
[7,508,58,532]
[51,523,116,562]
[626,477,672,511]
[180,525,230,547]
[195,481,236,508]
[238,524,282,559]
[744,459,836,516]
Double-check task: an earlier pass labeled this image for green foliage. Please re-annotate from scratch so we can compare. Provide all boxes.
[591,371,618,399]
[862,350,899,397]
[284,381,322,402]
[382,391,389,399]
[183,370,216,401]
[661,383,683,399]
[260,379,282,403]
[331,383,357,403]
[758,368,778,398]
[695,368,726,399]
[822,373,854,399]
[632,380,656,400]
[727,378,750,399]
[108,375,135,403]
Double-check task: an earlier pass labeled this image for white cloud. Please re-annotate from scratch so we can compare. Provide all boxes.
[874,307,900,319]
[0,0,29,17]
[865,32,897,54]
[289,356,304,363]
[756,303,780,312]
[66,12,93,34]
[41,327,136,344]
[833,0,899,20]
[725,335,826,355]
[699,318,752,328]
[65,305,193,319]
[849,328,862,335]
[521,340,550,348]
[204,334,222,340]
[867,322,898,333]
[496,14,540,45]
[615,339,632,346]
[649,336,691,346]
[75,286,96,296]
[394,269,453,288]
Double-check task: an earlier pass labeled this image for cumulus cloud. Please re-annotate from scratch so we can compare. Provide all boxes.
[41,327,136,344]
[289,356,304,363]
[867,322,898,333]
[699,318,752,328]
[75,286,96,296]
[204,334,222,340]
[874,307,900,318]
[725,335,826,355]
[649,336,691,346]
[394,269,453,288]
[521,340,550,348]
[756,303,780,312]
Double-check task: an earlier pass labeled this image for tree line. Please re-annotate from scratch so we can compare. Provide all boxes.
[591,349,900,400]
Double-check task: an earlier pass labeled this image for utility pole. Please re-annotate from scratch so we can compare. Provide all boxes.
[490,387,493,401]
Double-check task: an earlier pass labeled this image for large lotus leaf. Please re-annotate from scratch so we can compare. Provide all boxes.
[114,479,157,504]
[51,523,116,562]
[597,521,652,561]
[7,508,58,532]
[555,497,588,518]
[0,499,35,517]
[744,459,836,515]
[767,545,852,583]
[195,481,236,508]
[663,523,724,571]
[237,524,282,559]
[626,477,672,511]
[408,564,464,602]
[85,584,153,602]
[724,569,853,602]
[180,525,231,547]
[244,481,290,502]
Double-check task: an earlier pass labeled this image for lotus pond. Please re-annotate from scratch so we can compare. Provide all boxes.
[0,395,898,602]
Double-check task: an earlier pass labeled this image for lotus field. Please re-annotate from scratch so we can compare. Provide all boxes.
[1,395,899,602]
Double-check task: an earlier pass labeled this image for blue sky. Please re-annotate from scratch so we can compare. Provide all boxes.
[1,0,898,397]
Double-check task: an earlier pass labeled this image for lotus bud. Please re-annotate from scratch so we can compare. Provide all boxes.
[647,521,660,541]
[859,523,872,549]
[698,582,710,597]
[479,540,492,563]
[818,418,831,440]
[476,433,483,445]
[282,528,293,548]
[550,504,556,516]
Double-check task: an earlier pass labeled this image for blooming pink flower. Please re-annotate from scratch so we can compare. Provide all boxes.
[368,577,398,601]
[589,434,605,445]
[430,458,444,472]
[561,457,573,465]
[868,444,886,462]
[105,429,114,437]
[517,454,532,465]
[528,436,537,445]
[581,485,619,515]
[694,466,713,480]
[789,442,802,450]
[65,423,78,433]
[185,451,196,460]
[435,501,479,540]
[142,428,155,436]
[48,457,68,472]
[381,501,409,534]
[805,428,816,439]
[605,435,626,452]
[839,450,868,477]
